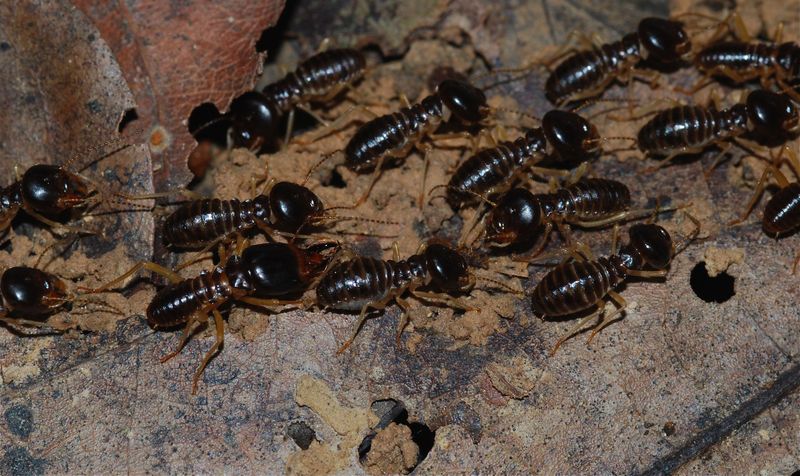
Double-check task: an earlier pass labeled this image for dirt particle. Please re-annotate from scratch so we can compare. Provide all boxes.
[285,440,343,476]
[2,446,45,476]
[484,357,538,400]
[4,404,33,438]
[363,422,419,475]
[703,246,744,277]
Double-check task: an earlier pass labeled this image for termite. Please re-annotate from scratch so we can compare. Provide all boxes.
[729,147,800,272]
[191,48,367,156]
[636,89,799,175]
[688,11,800,102]
[532,216,699,354]
[82,239,339,394]
[439,109,636,206]
[494,17,693,105]
[316,240,519,353]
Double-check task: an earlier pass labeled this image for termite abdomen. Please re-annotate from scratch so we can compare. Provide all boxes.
[763,183,800,236]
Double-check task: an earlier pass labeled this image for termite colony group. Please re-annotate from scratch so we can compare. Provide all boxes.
[2,10,798,395]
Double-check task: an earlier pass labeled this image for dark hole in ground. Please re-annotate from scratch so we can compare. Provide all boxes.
[325,168,347,188]
[118,108,138,133]
[287,421,316,450]
[690,262,735,303]
[358,399,436,470]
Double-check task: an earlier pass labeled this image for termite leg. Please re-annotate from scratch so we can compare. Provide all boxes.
[23,207,99,237]
[395,296,412,346]
[336,292,396,355]
[586,290,628,345]
[419,144,433,210]
[703,142,734,179]
[160,314,203,364]
[729,165,790,226]
[191,308,225,395]
[549,306,603,356]
[410,290,476,312]
[354,155,385,207]
[296,105,378,145]
[78,261,183,293]
[640,146,705,174]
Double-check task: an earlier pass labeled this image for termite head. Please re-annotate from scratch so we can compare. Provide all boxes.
[621,224,674,270]
[268,181,324,232]
[1,266,69,317]
[228,91,281,150]
[424,243,471,291]
[437,79,489,124]
[484,188,542,247]
[237,243,309,297]
[543,110,601,160]
[22,165,93,215]
[746,90,799,136]
[638,17,692,62]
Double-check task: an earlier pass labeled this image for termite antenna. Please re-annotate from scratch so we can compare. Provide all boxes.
[426,184,497,207]
[189,115,231,139]
[474,273,525,296]
[62,124,147,172]
[303,150,342,186]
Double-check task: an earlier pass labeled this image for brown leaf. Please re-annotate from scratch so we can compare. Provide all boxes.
[72,0,286,193]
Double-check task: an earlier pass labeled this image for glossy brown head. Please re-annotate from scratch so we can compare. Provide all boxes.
[437,79,489,124]
[21,165,93,215]
[638,17,692,62]
[1,266,69,317]
[423,243,471,291]
[268,181,325,232]
[620,224,674,270]
[484,188,543,246]
[237,241,338,297]
[746,90,799,135]
[228,91,281,149]
[542,110,601,161]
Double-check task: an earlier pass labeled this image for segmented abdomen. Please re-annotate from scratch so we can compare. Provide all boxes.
[163,198,255,248]
[696,42,775,75]
[545,34,639,104]
[531,257,624,316]
[345,95,444,172]
[637,106,721,154]
[146,268,232,328]
[763,183,800,236]
[316,257,423,311]
[552,178,631,221]
[448,131,546,201]
[263,49,366,112]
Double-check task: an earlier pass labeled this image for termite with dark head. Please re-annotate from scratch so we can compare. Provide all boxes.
[0,242,125,332]
[162,171,397,253]
[687,11,800,102]
[439,107,637,208]
[0,132,162,238]
[479,178,639,257]
[316,239,521,353]
[81,239,339,394]
[333,78,495,207]
[636,89,799,175]
[190,48,367,159]
[493,16,693,106]
[729,147,800,272]
[531,215,699,355]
